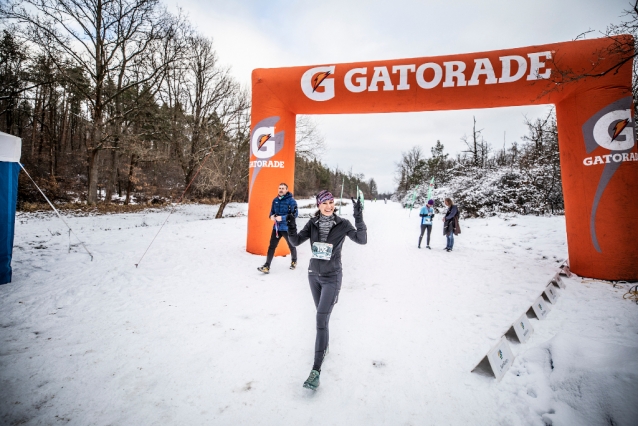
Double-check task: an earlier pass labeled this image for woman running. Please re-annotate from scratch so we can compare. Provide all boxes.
[286,190,367,390]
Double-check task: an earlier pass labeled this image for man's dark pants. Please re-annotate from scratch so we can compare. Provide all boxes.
[265,228,297,266]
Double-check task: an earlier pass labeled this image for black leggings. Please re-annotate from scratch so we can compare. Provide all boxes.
[265,229,297,266]
[419,224,432,247]
[308,273,342,372]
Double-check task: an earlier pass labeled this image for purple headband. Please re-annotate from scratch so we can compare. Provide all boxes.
[316,190,334,206]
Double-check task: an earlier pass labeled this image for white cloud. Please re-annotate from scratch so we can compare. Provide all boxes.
[165,0,628,192]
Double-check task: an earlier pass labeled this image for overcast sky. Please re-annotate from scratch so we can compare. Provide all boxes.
[166,0,630,192]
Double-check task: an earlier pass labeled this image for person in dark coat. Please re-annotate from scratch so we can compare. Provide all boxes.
[442,197,460,252]
[257,183,298,273]
[286,190,367,390]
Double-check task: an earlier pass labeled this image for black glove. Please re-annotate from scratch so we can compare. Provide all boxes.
[286,206,298,230]
[351,197,363,220]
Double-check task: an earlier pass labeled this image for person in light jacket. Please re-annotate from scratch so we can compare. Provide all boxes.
[418,199,435,249]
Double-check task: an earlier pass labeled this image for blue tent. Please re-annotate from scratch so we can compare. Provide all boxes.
[0,132,21,284]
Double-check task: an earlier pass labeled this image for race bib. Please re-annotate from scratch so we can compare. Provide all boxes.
[311,242,333,260]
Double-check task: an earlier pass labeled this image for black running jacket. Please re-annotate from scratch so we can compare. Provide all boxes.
[288,214,367,276]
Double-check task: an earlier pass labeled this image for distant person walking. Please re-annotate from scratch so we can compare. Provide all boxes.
[442,197,460,252]
[257,183,298,273]
[286,190,367,390]
[418,200,435,249]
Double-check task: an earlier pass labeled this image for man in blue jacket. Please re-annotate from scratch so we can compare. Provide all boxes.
[258,183,298,273]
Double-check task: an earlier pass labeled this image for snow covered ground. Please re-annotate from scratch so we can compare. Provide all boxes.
[1,200,637,426]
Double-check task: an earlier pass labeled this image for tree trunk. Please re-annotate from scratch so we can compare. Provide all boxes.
[184,130,200,199]
[108,55,126,203]
[124,153,137,205]
[86,116,103,205]
[105,149,117,202]
[60,91,69,153]
[472,116,479,167]
[37,89,46,159]
[50,133,55,178]
[117,167,122,198]
[87,147,100,204]
[215,188,231,219]
[30,86,40,157]
[87,0,103,205]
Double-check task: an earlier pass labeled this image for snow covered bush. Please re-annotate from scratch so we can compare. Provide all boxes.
[396,111,563,218]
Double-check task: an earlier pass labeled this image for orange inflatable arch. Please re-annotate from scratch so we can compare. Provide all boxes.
[248,36,637,280]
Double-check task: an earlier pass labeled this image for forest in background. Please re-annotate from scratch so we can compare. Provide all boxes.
[394,112,564,217]
[0,0,376,217]
[1,0,636,217]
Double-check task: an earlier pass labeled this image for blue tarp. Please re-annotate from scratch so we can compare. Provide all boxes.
[0,161,19,284]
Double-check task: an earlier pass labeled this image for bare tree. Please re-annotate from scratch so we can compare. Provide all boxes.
[160,35,246,194]
[394,145,427,192]
[550,3,636,84]
[522,108,556,153]
[197,98,250,218]
[296,115,325,160]
[520,110,562,212]
[1,2,382,209]
[102,8,188,202]
[461,116,490,167]
[1,0,183,204]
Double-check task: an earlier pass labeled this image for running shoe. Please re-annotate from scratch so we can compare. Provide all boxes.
[290,261,297,270]
[303,369,320,390]
[257,265,270,274]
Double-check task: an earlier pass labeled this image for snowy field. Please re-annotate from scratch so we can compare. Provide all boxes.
[1,200,637,426]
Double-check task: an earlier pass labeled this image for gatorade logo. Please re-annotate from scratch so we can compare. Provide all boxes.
[249,116,285,193]
[611,119,630,143]
[254,133,274,155]
[252,129,276,160]
[583,98,634,152]
[582,102,637,166]
[301,66,336,101]
[251,116,284,161]
[581,97,637,252]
